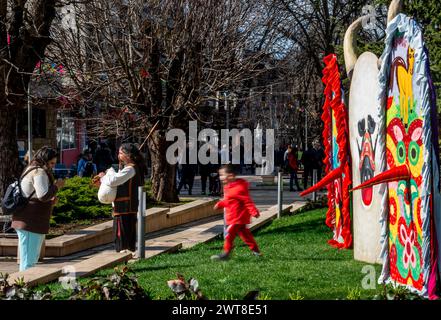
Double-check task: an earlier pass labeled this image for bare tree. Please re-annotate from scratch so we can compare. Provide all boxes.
[48,0,280,201]
[0,0,57,197]
[255,0,385,147]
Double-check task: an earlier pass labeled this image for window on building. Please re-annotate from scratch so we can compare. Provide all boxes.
[16,108,47,138]
[57,112,76,150]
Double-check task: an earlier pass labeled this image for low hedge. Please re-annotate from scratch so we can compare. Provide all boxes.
[52,177,112,225]
[52,177,155,225]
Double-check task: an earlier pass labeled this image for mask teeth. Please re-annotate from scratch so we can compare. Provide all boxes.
[300,167,343,197]
[351,165,411,192]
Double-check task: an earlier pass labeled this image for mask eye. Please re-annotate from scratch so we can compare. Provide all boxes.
[368,115,376,134]
[408,142,419,166]
[397,141,406,164]
[358,119,365,137]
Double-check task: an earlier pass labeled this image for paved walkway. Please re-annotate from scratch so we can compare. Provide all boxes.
[0,175,311,278]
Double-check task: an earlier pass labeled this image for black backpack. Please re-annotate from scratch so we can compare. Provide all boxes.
[83,161,94,177]
[1,167,39,215]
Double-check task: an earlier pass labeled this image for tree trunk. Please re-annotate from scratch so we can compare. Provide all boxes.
[148,130,179,203]
[0,109,20,198]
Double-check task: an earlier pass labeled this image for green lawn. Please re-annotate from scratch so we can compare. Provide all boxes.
[45,208,384,300]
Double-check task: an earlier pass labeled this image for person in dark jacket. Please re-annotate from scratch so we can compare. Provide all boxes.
[312,141,325,181]
[177,144,197,195]
[287,145,302,192]
[77,151,97,177]
[94,142,115,173]
[99,143,145,253]
[301,143,315,189]
[208,145,222,196]
[198,143,211,195]
[13,146,65,271]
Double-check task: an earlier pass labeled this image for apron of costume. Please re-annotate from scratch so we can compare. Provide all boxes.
[112,165,142,252]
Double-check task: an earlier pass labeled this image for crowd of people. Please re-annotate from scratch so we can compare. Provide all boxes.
[276,141,325,191]
[76,142,115,178]
[176,142,222,196]
[175,140,326,196]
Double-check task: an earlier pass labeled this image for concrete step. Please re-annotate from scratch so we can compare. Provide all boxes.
[7,267,62,287]
[61,251,133,279]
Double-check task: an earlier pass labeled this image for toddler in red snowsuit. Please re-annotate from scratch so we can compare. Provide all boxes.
[211,164,261,261]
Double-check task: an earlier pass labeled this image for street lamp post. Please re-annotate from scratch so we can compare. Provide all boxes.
[224,92,229,130]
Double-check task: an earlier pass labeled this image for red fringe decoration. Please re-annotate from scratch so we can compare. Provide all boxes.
[321,57,334,231]
[321,54,353,249]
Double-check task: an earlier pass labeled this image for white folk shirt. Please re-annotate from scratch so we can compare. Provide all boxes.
[20,167,52,200]
[100,165,136,188]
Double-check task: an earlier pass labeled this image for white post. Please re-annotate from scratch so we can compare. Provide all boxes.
[312,169,318,201]
[137,187,146,259]
[27,85,32,162]
[277,170,283,219]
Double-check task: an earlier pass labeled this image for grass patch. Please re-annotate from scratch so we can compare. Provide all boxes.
[43,208,383,300]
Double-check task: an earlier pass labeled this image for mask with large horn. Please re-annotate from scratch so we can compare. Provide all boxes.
[351,1,441,299]
[343,12,385,265]
[299,0,441,299]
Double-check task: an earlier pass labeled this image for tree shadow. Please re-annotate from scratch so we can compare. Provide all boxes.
[256,218,328,236]
[132,264,197,273]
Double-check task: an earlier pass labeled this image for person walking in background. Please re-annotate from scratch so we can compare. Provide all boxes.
[199,143,211,196]
[287,145,302,192]
[312,140,325,180]
[204,143,220,196]
[220,144,229,164]
[77,151,97,178]
[275,144,285,172]
[209,163,221,196]
[178,163,196,195]
[301,143,314,189]
[243,141,253,174]
[176,145,184,188]
[94,142,115,173]
[283,144,290,164]
[211,164,261,261]
[177,142,197,195]
[12,146,65,271]
[99,143,146,254]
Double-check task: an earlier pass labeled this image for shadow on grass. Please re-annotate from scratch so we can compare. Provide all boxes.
[132,264,197,273]
[256,218,328,237]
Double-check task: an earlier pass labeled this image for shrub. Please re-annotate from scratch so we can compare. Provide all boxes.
[52,176,112,225]
[167,273,206,300]
[144,179,155,203]
[167,274,264,300]
[51,177,156,225]
[68,266,151,300]
[0,273,52,300]
[2,267,151,300]
[372,284,423,300]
